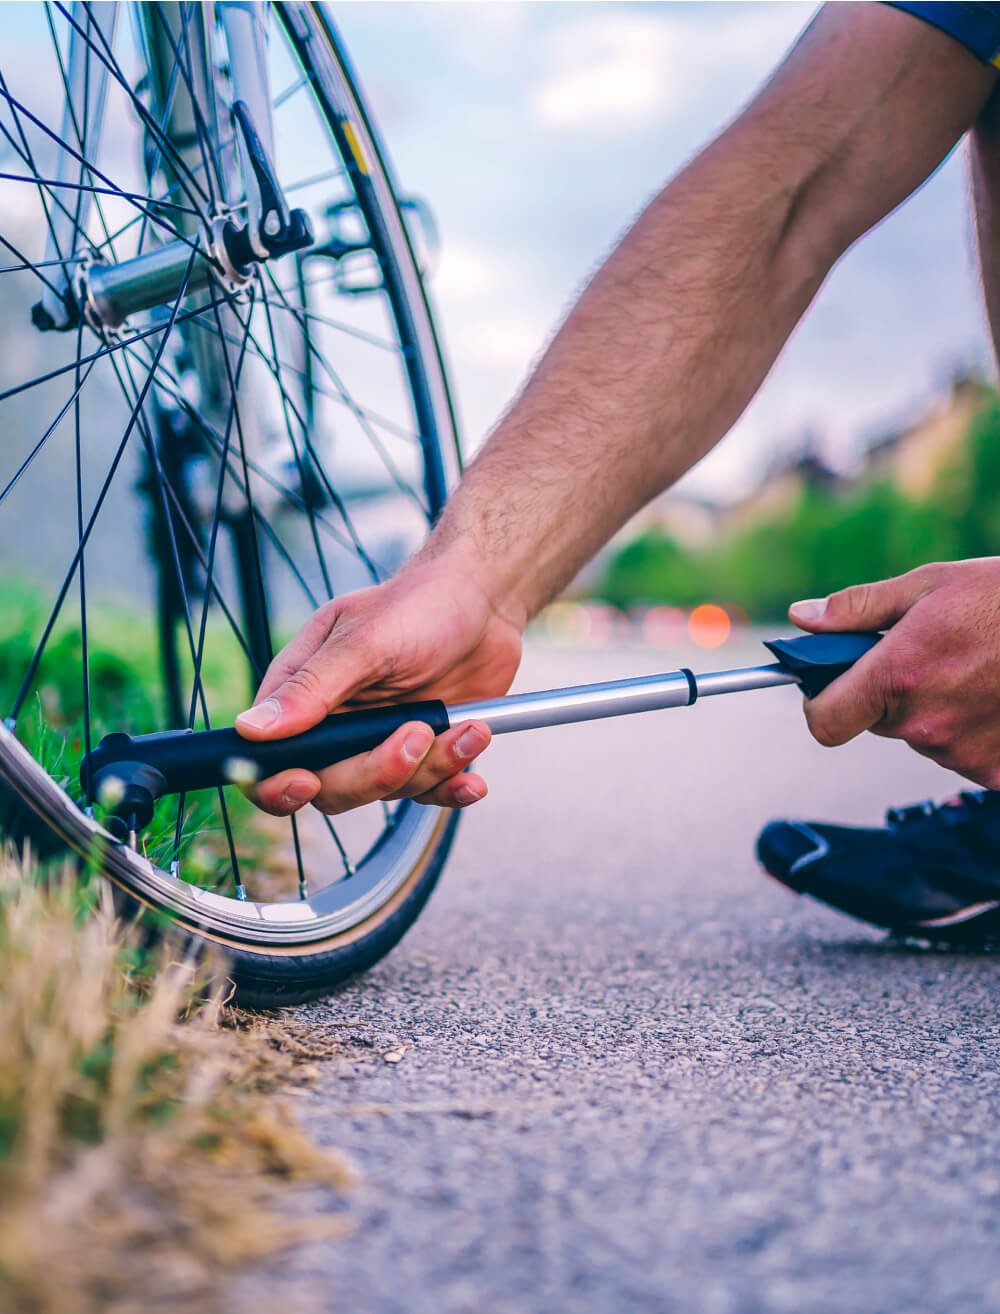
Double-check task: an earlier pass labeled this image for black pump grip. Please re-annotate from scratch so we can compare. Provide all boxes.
[82,700,452,806]
[762,631,882,698]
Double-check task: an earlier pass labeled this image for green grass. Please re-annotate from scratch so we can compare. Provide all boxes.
[597,388,1000,618]
[0,592,357,1308]
[0,579,276,893]
[0,846,352,1314]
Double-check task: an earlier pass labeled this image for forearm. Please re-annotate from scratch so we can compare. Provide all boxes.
[419,4,996,623]
[425,124,830,622]
[972,87,1000,360]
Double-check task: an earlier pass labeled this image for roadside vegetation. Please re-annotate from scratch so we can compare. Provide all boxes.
[598,391,1000,619]
[0,589,350,1310]
[0,581,275,887]
[0,847,352,1314]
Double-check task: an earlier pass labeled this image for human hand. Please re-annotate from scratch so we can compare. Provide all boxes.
[234,553,525,815]
[788,558,1000,786]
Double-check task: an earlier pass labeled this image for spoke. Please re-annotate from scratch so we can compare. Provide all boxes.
[0,255,87,275]
[157,475,265,671]
[43,3,84,156]
[205,299,404,882]
[185,304,258,727]
[0,83,211,255]
[290,814,308,900]
[53,0,212,211]
[71,1,93,241]
[0,63,68,269]
[0,230,68,301]
[187,302,386,582]
[79,80,344,258]
[8,250,199,726]
[0,69,114,258]
[203,294,275,679]
[91,140,237,260]
[187,301,425,445]
[71,16,96,780]
[274,73,309,109]
[0,131,72,241]
[266,296,407,355]
[72,316,93,794]
[283,164,347,197]
[132,26,187,255]
[40,3,122,266]
[151,3,220,213]
[131,307,358,885]
[123,337,378,581]
[262,270,429,515]
[0,295,230,405]
[0,169,200,215]
[87,202,156,258]
[0,358,100,506]
[109,345,244,892]
[258,284,335,599]
[320,810,356,880]
[103,371,272,683]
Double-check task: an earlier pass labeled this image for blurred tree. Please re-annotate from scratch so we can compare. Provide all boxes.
[595,391,1000,620]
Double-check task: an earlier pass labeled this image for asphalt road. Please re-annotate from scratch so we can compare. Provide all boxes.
[241,636,1000,1314]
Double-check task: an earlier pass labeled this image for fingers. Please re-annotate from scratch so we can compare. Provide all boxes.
[384,721,491,799]
[254,600,339,703]
[801,637,907,747]
[789,566,940,634]
[247,769,322,817]
[251,720,491,816]
[236,607,382,742]
[412,772,488,808]
[803,671,887,747]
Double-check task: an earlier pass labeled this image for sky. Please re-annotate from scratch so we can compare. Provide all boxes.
[335,0,995,503]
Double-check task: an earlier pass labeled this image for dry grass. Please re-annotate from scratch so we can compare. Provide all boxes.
[0,848,353,1314]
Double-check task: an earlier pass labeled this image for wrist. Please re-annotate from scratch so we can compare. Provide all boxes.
[404,530,530,635]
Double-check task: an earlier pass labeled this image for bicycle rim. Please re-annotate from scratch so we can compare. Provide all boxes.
[0,1,461,953]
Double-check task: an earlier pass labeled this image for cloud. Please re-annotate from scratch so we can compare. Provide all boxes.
[319,3,994,496]
[531,4,814,133]
[532,13,679,129]
[456,311,550,374]
[432,241,499,303]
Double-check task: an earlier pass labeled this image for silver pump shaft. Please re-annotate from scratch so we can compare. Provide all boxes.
[448,662,799,736]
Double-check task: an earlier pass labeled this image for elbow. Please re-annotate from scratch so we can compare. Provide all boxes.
[769,171,857,308]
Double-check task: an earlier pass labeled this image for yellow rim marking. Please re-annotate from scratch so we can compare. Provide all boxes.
[342,119,370,175]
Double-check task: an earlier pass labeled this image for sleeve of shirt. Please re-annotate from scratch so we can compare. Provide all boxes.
[885,2,1000,66]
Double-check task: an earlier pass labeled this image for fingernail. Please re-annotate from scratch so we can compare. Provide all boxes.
[790,598,827,623]
[236,698,281,730]
[283,780,315,806]
[455,724,488,759]
[403,727,433,764]
[454,783,483,806]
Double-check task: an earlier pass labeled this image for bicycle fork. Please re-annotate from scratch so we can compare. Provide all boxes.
[31,2,313,335]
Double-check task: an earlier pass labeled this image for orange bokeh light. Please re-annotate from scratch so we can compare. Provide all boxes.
[688,603,731,649]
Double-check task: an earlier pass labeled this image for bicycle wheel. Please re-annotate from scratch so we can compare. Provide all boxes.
[0,1,463,1006]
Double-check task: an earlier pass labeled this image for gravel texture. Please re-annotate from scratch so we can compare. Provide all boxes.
[240,637,1000,1314]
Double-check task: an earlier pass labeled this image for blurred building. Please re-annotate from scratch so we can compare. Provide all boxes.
[721,435,846,533]
[861,373,990,498]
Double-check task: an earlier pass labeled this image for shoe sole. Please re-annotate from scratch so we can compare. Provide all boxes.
[759,861,1000,950]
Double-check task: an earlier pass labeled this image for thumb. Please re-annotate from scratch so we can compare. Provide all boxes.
[235,637,374,741]
[789,570,933,634]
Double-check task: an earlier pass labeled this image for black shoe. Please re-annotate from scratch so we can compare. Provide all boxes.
[756,790,1000,946]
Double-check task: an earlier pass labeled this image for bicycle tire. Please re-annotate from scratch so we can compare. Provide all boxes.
[0,1,463,1005]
